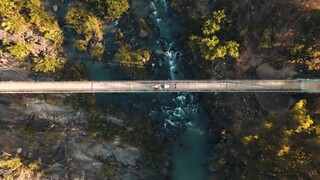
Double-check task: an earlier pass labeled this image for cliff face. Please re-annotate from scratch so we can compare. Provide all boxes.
[0,93,143,179]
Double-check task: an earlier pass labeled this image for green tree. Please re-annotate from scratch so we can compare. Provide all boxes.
[74,40,87,52]
[226,41,240,58]
[85,0,129,21]
[90,43,105,61]
[84,15,103,41]
[29,7,63,46]
[0,0,16,16]
[1,12,27,33]
[114,44,146,66]
[189,10,239,60]
[65,7,103,42]
[213,10,226,23]
[61,63,86,81]
[114,44,149,79]
[105,0,129,21]
[114,44,131,64]
[6,40,32,60]
[209,99,320,179]
[33,56,64,73]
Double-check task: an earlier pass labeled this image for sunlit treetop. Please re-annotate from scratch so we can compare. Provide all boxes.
[65,7,103,42]
[189,10,239,60]
[85,0,129,21]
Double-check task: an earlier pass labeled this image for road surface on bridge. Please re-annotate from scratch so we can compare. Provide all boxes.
[0,79,319,93]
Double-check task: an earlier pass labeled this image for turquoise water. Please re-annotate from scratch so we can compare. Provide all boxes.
[61,0,211,179]
[172,109,210,180]
[172,129,209,180]
[141,1,210,179]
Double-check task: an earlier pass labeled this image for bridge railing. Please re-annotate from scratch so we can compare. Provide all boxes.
[0,79,319,93]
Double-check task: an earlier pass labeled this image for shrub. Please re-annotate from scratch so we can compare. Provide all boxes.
[33,56,64,73]
[1,12,27,33]
[74,40,87,52]
[86,0,129,21]
[99,159,120,177]
[65,7,103,42]
[29,6,63,46]
[105,0,129,20]
[61,63,86,81]
[6,40,32,60]
[90,43,105,61]
[0,155,42,179]
[114,44,149,65]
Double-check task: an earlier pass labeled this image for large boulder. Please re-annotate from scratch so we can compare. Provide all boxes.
[86,144,141,167]
[255,63,297,112]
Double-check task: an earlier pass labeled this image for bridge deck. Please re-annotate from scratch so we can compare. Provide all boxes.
[0,80,319,93]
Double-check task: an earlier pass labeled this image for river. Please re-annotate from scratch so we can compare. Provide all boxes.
[144,1,210,179]
[59,0,211,179]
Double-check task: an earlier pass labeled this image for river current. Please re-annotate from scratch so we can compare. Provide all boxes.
[62,0,211,179]
[145,1,210,179]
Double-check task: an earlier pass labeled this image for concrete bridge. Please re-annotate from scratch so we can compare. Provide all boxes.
[0,79,319,93]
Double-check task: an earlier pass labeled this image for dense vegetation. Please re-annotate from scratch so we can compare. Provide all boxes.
[171,0,320,179]
[65,7,103,42]
[5,40,33,60]
[209,99,320,179]
[113,43,150,79]
[189,10,239,60]
[65,6,105,61]
[0,0,64,73]
[33,56,64,73]
[85,0,129,21]
[64,0,130,61]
